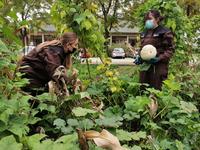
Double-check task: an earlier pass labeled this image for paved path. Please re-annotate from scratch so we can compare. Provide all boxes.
[80,57,135,65]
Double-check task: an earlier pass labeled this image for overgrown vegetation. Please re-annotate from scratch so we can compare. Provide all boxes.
[0,0,200,149]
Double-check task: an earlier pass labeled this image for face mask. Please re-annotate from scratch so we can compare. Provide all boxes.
[145,20,154,29]
[66,48,77,54]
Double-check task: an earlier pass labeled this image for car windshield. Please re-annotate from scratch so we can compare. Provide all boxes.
[113,48,124,52]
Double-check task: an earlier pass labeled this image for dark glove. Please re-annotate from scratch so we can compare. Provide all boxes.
[134,55,143,65]
[149,57,160,64]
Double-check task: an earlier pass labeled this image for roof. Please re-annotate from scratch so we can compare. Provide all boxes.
[110,22,139,33]
[40,22,139,33]
[41,24,56,32]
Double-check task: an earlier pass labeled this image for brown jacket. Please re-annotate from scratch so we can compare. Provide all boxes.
[140,25,175,90]
[19,45,68,88]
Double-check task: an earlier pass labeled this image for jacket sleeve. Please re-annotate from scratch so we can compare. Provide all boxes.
[158,31,175,62]
[44,49,62,79]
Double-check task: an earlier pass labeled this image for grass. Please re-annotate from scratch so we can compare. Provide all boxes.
[73,63,139,81]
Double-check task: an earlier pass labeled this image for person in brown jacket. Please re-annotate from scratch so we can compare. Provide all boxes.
[19,32,78,95]
[134,10,175,90]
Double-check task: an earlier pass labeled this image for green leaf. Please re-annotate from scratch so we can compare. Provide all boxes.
[125,96,150,112]
[74,14,85,25]
[95,116,123,128]
[175,140,184,150]
[79,119,94,130]
[81,20,92,30]
[55,134,77,144]
[61,126,73,134]
[53,118,66,129]
[67,119,79,127]
[116,129,133,141]
[36,93,53,102]
[79,92,90,99]
[8,123,29,137]
[116,130,146,142]
[2,26,21,45]
[0,109,13,124]
[0,135,22,150]
[123,111,140,121]
[69,8,76,13]
[26,134,47,148]
[0,40,9,52]
[131,131,146,141]
[163,75,181,91]
[72,107,97,117]
[180,101,198,113]
[160,139,173,149]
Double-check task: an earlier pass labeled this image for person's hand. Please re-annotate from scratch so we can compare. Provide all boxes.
[134,55,143,65]
[149,57,160,64]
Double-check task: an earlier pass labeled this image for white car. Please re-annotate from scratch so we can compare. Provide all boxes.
[111,48,125,58]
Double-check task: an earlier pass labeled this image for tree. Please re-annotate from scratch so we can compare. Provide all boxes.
[177,0,200,17]
[0,0,53,44]
[95,0,120,40]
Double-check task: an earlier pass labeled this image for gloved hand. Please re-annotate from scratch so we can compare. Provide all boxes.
[149,57,160,64]
[134,55,143,65]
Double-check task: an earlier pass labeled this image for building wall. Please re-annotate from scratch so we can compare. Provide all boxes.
[109,32,139,47]
[28,32,56,46]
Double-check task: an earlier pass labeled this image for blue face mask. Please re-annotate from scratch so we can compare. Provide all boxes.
[145,20,155,29]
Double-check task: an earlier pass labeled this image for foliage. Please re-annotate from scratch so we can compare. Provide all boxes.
[0,0,200,150]
[0,0,53,30]
[51,0,105,57]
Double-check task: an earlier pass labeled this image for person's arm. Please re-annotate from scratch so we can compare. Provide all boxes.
[158,31,175,62]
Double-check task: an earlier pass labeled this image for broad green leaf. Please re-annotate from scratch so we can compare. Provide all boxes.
[72,107,97,117]
[0,135,22,150]
[67,119,79,126]
[8,123,29,137]
[53,118,66,129]
[55,134,77,144]
[180,101,198,113]
[131,131,146,141]
[79,119,94,129]
[95,116,123,128]
[116,129,133,141]
[125,96,150,112]
[0,109,13,124]
[160,139,173,149]
[61,126,73,134]
[163,75,181,91]
[26,134,47,149]
[123,111,140,121]
[36,93,53,102]
[117,130,146,142]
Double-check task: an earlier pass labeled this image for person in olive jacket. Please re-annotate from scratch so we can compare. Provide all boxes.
[134,10,175,90]
[19,32,78,95]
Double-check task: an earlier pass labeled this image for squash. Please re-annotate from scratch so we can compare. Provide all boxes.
[140,44,157,61]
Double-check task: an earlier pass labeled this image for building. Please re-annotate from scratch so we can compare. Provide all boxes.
[109,22,140,47]
[29,23,139,47]
[29,25,56,45]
